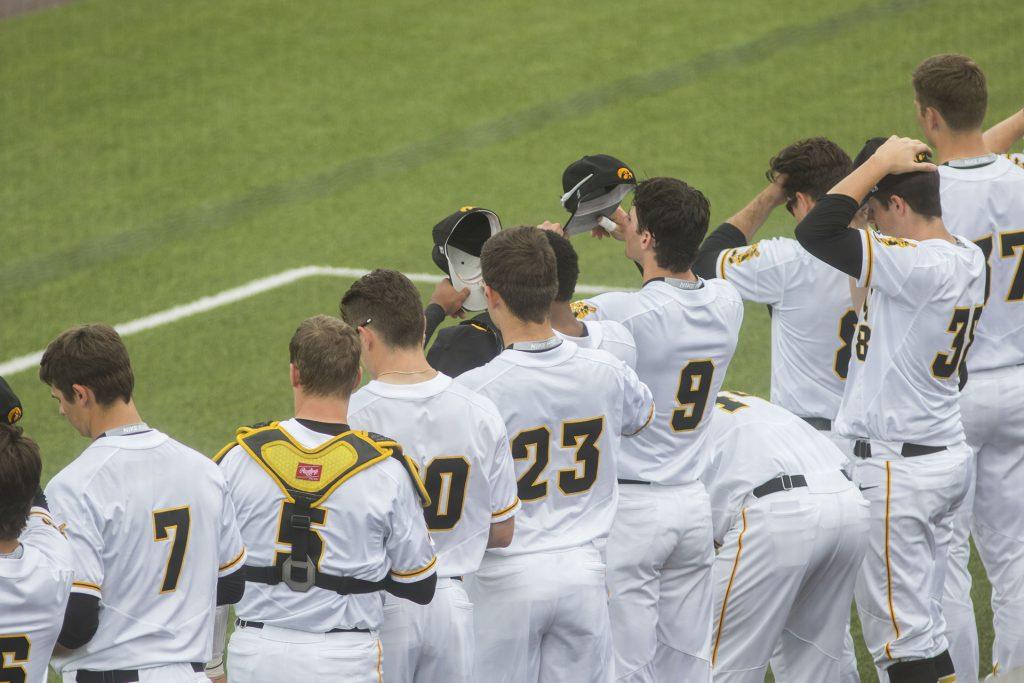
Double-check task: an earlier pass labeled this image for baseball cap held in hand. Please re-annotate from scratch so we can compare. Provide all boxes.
[561,154,637,236]
[431,206,502,311]
[0,376,23,425]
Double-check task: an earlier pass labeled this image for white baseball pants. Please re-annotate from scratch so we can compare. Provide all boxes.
[606,479,714,682]
[710,474,869,682]
[852,442,972,672]
[227,621,382,683]
[465,544,613,683]
[380,577,473,683]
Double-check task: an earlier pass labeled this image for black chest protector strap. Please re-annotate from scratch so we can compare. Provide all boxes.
[230,424,429,594]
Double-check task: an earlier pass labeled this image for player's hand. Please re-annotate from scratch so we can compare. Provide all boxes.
[591,207,628,242]
[766,172,789,208]
[208,676,226,683]
[429,278,470,319]
[537,221,564,235]
[871,136,937,175]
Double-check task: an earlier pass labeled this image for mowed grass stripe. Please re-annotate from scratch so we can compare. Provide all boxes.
[0,0,938,293]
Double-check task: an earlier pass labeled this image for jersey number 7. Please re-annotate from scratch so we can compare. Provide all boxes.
[153,507,191,594]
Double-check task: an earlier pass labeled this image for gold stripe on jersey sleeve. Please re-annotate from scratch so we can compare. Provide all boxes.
[390,555,437,580]
[491,498,520,518]
[884,461,900,660]
[626,402,656,437]
[712,507,747,666]
[718,249,732,280]
[72,581,102,595]
[219,548,246,573]
[864,230,875,289]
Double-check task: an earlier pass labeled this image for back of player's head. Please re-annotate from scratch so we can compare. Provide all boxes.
[913,54,987,131]
[481,226,558,323]
[39,323,134,405]
[0,424,42,541]
[542,231,579,303]
[340,269,424,350]
[288,315,361,397]
[633,177,710,272]
[767,138,852,200]
[854,137,942,219]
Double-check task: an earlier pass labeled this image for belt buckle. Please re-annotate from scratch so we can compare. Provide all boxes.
[780,474,793,491]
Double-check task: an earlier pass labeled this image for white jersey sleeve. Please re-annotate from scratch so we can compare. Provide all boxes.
[385,475,437,584]
[216,483,247,577]
[45,478,105,599]
[621,362,655,436]
[488,428,520,523]
[717,238,801,305]
[856,229,931,301]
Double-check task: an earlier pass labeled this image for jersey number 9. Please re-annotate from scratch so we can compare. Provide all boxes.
[671,360,715,432]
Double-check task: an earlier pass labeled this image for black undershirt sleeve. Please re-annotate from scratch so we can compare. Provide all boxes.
[691,222,748,280]
[793,194,864,279]
[384,573,437,605]
[32,487,48,510]
[423,304,445,347]
[216,566,246,606]
[57,593,100,649]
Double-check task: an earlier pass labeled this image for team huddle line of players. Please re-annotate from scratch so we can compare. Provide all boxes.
[2,52,1023,683]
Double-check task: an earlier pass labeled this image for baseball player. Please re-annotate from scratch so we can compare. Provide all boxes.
[795,136,985,682]
[912,55,1024,681]
[455,226,655,683]
[39,324,247,683]
[538,228,637,367]
[341,268,520,682]
[213,315,436,683]
[576,175,743,682]
[0,423,74,683]
[703,391,868,682]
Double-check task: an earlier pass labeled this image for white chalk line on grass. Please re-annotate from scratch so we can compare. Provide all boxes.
[0,265,619,377]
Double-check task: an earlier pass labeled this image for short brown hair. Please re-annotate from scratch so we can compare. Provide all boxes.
[481,226,557,324]
[634,177,710,272]
[768,138,852,201]
[339,269,425,349]
[913,54,987,131]
[39,324,134,405]
[0,424,42,540]
[289,315,361,397]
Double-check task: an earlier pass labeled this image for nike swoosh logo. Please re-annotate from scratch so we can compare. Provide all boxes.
[858,485,879,492]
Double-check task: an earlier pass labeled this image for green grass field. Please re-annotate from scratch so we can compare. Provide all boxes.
[2,1,1022,680]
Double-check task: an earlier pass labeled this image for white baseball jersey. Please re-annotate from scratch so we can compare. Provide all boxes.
[835,231,986,444]
[348,374,520,578]
[939,155,1024,371]
[44,427,247,673]
[579,278,743,484]
[704,392,849,544]
[217,418,436,632]
[0,507,73,683]
[556,318,638,368]
[716,238,855,420]
[456,339,654,557]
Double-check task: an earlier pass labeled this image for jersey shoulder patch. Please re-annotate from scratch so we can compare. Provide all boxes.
[725,242,761,265]
[571,300,598,319]
[873,233,916,248]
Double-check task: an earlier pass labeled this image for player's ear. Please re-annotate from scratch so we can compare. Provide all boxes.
[484,284,500,310]
[71,383,89,405]
[924,105,943,131]
[289,363,301,389]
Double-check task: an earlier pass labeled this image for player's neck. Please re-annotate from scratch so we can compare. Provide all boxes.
[293,392,350,425]
[499,318,557,346]
[642,262,697,284]
[88,400,144,440]
[0,539,18,554]
[370,348,437,385]
[902,216,955,244]
[549,303,585,337]
[931,129,989,164]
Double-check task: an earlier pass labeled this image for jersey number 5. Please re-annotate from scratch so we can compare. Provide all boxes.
[153,507,191,593]
[0,635,29,683]
[512,417,604,501]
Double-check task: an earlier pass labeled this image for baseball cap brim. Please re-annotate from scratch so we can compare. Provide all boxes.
[442,210,500,311]
[563,184,633,237]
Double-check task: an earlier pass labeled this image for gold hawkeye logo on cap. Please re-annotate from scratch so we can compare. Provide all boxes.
[617,168,634,180]
[460,206,475,212]
[8,406,22,424]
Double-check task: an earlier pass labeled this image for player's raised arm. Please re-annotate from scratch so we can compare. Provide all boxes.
[982,105,1024,154]
[795,135,937,279]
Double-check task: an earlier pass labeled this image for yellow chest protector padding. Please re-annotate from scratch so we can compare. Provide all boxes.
[220,423,430,594]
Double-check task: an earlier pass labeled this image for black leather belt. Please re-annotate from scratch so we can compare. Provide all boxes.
[618,478,651,485]
[801,416,832,431]
[76,664,204,682]
[752,474,807,498]
[853,440,946,459]
[235,618,369,634]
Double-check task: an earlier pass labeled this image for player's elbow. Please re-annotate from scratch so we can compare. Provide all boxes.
[216,567,246,606]
[385,573,437,605]
[58,593,100,649]
[487,517,515,549]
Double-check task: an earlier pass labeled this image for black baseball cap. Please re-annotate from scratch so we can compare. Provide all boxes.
[560,154,637,236]
[853,137,934,205]
[0,376,23,426]
[430,206,502,274]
